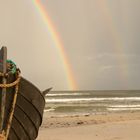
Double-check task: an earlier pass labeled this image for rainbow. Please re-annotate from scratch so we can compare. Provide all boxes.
[32,0,77,90]
[96,1,129,87]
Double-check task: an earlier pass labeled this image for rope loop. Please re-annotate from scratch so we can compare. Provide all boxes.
[0,70,21,88]
[0,59,21,139]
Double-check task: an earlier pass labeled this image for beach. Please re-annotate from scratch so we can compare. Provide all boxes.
[37,112,140,140]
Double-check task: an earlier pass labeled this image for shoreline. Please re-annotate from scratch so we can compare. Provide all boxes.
[37,112,140,140]
[40,111,140,129]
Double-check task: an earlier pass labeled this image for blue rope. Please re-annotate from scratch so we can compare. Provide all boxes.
[6,60,17,74]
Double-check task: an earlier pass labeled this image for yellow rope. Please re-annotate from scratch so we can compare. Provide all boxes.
[0,75,20,88]
[5,83,20,139]
[0,70,21,140]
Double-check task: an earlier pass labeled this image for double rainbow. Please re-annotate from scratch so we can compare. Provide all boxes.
[32,0,77,90]
[96,1,129,87]
[32,0,129,89]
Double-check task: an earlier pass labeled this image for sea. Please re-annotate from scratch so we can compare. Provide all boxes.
[44,90,140,117]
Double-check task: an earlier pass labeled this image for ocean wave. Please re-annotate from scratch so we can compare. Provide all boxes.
[46,93,88,96]
[44,108,55,112]
[107,107,140,111]
[45,97,140,103]
[109,105,140,108]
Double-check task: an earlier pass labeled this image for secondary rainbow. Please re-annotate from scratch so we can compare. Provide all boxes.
[96,1,129,87]
[32,0,77,90]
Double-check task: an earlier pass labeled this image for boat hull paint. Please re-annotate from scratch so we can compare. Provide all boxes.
[8,77,45,140]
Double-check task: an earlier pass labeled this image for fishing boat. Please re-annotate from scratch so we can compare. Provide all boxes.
[0,47,51,140]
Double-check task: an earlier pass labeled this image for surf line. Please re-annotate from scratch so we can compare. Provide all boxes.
[32,0,77,90]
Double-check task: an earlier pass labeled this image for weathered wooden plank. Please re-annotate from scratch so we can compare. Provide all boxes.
[18,78,45,118]
[9,118,29,140]
[0,47,7,132]
[16,94,41,129]
[8,127,19,140]
[14,106,37,140]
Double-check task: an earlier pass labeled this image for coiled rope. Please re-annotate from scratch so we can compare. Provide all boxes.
[0,60,21,140]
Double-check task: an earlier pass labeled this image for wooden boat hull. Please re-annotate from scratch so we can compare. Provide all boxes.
[8,77,46,140]
[0,47,49,140]
[6,77,45,140]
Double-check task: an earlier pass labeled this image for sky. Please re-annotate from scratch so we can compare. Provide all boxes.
[0,0,140,90]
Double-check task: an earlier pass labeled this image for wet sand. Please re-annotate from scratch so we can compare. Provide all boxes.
[37,112,140,140]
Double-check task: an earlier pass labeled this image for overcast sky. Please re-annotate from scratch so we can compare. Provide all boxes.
[0,0,140,90]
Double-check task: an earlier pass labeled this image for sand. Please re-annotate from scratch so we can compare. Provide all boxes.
[37,112,140,140]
